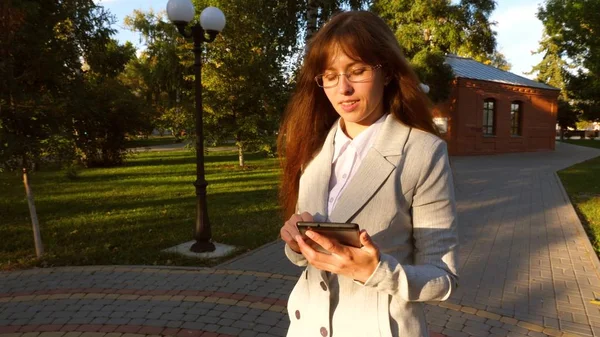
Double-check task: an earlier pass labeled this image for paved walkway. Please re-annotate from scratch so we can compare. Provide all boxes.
[1,142,600,337]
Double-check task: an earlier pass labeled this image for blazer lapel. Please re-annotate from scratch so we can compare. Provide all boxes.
[297,124,337,221]
[328,115,412,223]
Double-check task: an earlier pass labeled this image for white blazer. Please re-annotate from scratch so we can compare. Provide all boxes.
[284,114,459,337]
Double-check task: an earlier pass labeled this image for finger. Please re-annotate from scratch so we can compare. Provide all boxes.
[359,230,379,255]
[305,230,344,256]
[299,212,314,222]
[286,214,302,226]
[295,235,316,257]
[295,235,339,272]
[280,228,296,244]
[285,223,300,236]
[296,235,331,261]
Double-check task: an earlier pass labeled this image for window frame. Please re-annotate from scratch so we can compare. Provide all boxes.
[482,98,496,136]
[510,101,522,136]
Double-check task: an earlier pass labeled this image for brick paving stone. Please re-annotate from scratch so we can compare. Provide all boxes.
[490,327,509,335]
[196,316,219,325]
[428,318,448,328]
[219,312,242,321]
[103,319,128,326]
[252,324,271,333]
[216,318,235,327]
[21,333,40,337]
[165,321,183,328]
[204,311,221,318]
[241,314,259,323]
[255,316,279,326]
[506,332,528,337]
[464,320,491,331]
[429,325,443,333]
[462,325,491,337]
[216,326,241,336]
[0,334,23,337]
[267,326,286,336]
[78,333,104,337]
[442,328,469,337]
[232,321,257,330]
[61,333,81,337]
[461,313,487,323]
[445,321,464,331]
[201,324,219,333]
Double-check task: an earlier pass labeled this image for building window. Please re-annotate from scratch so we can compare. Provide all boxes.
[483,99,495,136]
[511,101,522,136]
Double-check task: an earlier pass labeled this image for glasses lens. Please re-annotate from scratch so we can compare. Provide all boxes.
[348,67,373,82]
[316,65,378,88]
[321,73,338,88]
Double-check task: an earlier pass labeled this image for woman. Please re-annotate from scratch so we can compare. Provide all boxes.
[278,11,459,337]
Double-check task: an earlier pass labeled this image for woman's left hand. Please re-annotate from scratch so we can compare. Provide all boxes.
[295,229,380,283]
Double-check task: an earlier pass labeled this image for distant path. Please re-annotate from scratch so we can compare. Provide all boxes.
[130,143,237,152]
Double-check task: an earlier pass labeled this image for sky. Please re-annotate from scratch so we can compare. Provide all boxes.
[98,0,546,79]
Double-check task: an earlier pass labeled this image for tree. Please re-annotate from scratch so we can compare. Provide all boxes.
[535,0,600,122]
[0,0,115,171]
[371,0,499,101]
[123,10,192,139]
[304,0,370,42]
[527,33,579,139]
[528,33,567,94]
[486,51,511,71]
[0,0,115,257]
[195,0,300,165]
[72,39,151,166]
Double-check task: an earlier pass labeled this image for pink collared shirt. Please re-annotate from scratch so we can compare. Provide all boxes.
[327,114,388,217]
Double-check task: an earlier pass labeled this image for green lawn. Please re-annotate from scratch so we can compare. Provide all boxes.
[0,150,282,270]
[560,139,600,149]
[125,135,179,148]
[557,140,600,253]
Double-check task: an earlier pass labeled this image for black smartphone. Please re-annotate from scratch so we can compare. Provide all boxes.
[296,221,361,254]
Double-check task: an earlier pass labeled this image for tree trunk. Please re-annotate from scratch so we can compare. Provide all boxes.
[238,143,245,167]
[306,0,320,42]
[22,166,44,258]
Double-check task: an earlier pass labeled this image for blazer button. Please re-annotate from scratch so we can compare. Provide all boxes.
[320,281,327,291]
[295,310,301,320]
[320,327,328,336]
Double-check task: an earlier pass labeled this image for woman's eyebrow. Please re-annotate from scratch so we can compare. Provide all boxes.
[324,61,363,72]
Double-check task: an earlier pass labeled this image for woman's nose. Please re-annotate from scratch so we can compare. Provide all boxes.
[337,75,354,95]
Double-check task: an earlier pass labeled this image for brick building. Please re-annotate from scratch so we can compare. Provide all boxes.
[433,55,561,155]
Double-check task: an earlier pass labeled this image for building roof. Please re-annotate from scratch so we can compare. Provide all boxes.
[444,54,560,91]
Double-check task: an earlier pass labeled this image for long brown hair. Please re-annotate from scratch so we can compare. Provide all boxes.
[278,11,440,218]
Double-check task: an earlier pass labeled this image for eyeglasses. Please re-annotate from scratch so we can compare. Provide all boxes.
[315,64,382,88]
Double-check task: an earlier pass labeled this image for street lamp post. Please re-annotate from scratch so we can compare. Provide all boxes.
[166,0,226,253]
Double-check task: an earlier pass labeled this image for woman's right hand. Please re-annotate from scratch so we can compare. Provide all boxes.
[281,212,314,253]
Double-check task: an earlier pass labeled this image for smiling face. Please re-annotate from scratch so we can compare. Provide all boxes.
[321,47,386,138]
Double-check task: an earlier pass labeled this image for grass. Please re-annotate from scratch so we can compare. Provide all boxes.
[560,139,600,149]
[125,135,179,148]
[0,149,282,270]
[557,140,600,253]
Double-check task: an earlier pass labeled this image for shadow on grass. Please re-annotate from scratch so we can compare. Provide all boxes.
[1,189,281,270]
[558,155,600,254]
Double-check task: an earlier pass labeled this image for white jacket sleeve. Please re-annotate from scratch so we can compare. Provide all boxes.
[285,243,308,267]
